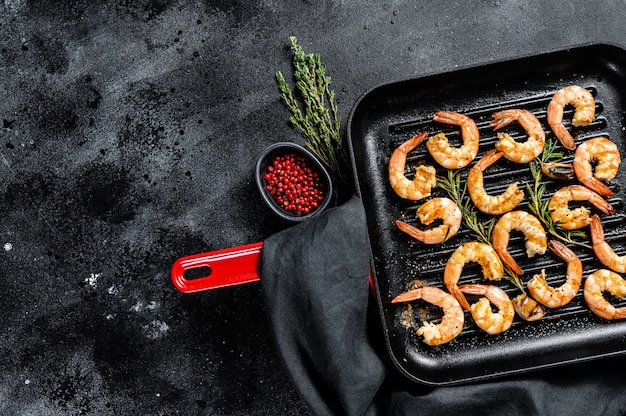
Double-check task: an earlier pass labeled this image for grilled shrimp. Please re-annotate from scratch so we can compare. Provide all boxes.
[512,293,547,321]
[583,269,626,320]
[392,285,464,346]
[492,210,547,275]
[427,110,480,169]
[444,241,504,310]
[548,185,614,230]
[491,109,545,163]
[541,162,574,180]
[590,214,626,273]
[388,132,437,200]
[527,240,583,308]
[395,197,462,245]
[573,137,620,197]
[467,149,525,215]
[547,85,595,150]
[458,284,515,335]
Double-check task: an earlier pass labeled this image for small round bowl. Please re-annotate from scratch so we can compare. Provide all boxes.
[255,142,333,222]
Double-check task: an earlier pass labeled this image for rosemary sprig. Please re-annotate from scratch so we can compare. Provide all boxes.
[539,136,564,164]
[437,170,494,246]
[526,139,590,249]
[275,36,352,199]
[437,170,524,291]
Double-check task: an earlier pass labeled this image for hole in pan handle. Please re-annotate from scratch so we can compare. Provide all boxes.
[171,242,263,293]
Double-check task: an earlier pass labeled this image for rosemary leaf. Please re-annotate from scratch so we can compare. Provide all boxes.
[438,171,493,245]
[540,137,564,163]
[526,140,590,249]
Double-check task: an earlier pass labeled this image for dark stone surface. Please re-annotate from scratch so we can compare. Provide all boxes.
[0,0,625,414]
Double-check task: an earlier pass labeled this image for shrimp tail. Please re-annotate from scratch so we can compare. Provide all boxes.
[399,131,428,152]
[590,214,605,244]
[395,220,426,242]
[580,177,615,197]
[495,248,524,275]
[490,110,515,130]
[548,239,577,262]
[595,198,615,215]
[457,283,486,296]
[391,288,423,303]
[474,149,503,171]
[615,309,626,320]
[433,110,460,124]
[446,283,471,311]
[550,123,576,150]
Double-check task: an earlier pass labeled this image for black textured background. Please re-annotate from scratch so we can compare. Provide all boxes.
[1,1,626,414]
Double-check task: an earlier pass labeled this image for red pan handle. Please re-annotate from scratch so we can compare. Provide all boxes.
[172,241,376,296]
[171,242,263,293]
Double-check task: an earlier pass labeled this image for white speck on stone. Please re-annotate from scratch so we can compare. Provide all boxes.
[143,320,170,340]
[3,243,12,251]
[24,379,30,385]
[85,273,100,288]
[131,301,143,312]
[131,299,159,313]
[107,285,118,295]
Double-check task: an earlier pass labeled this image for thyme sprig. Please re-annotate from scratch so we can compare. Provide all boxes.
[276,36,352,198]
[525,138,590,249]
[437,170,524,291]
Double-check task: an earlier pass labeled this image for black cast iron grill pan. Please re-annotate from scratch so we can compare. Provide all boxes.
[346,44,626,386]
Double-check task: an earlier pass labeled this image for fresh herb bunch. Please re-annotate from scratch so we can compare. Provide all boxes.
[526,138,590,249]
[437,170,524,291]
[276,36,352,200]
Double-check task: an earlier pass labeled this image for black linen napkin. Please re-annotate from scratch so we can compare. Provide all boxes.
[260,196,626,416]
[260,196,387,416]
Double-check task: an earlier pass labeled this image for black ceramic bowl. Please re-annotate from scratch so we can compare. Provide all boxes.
[255,142,333,222]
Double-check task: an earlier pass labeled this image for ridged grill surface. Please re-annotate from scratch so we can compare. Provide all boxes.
[386,86,626,336]
[348,45,626,385]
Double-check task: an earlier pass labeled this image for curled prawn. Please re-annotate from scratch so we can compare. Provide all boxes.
[583,269,626,320]
[547,85,595,150]
[573,137,620,197]
[388,132,437,200]
[458,284,515,335]
[548,185,614,230]
[492,210,547,275]
[467,149,524,215]
[527,240,583,308]
[392,285,464,346]
[427,110,480,169]
[444,241,504,310]
[491,109,545,163]
[590,214,626,273]
[395,197,462,245]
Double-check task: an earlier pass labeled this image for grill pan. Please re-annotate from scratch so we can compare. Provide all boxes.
[346,43,626,386]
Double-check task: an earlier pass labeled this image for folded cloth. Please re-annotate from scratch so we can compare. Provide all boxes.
[261,196,387,416]
[384,364,626,416]
[261,196,626,416]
